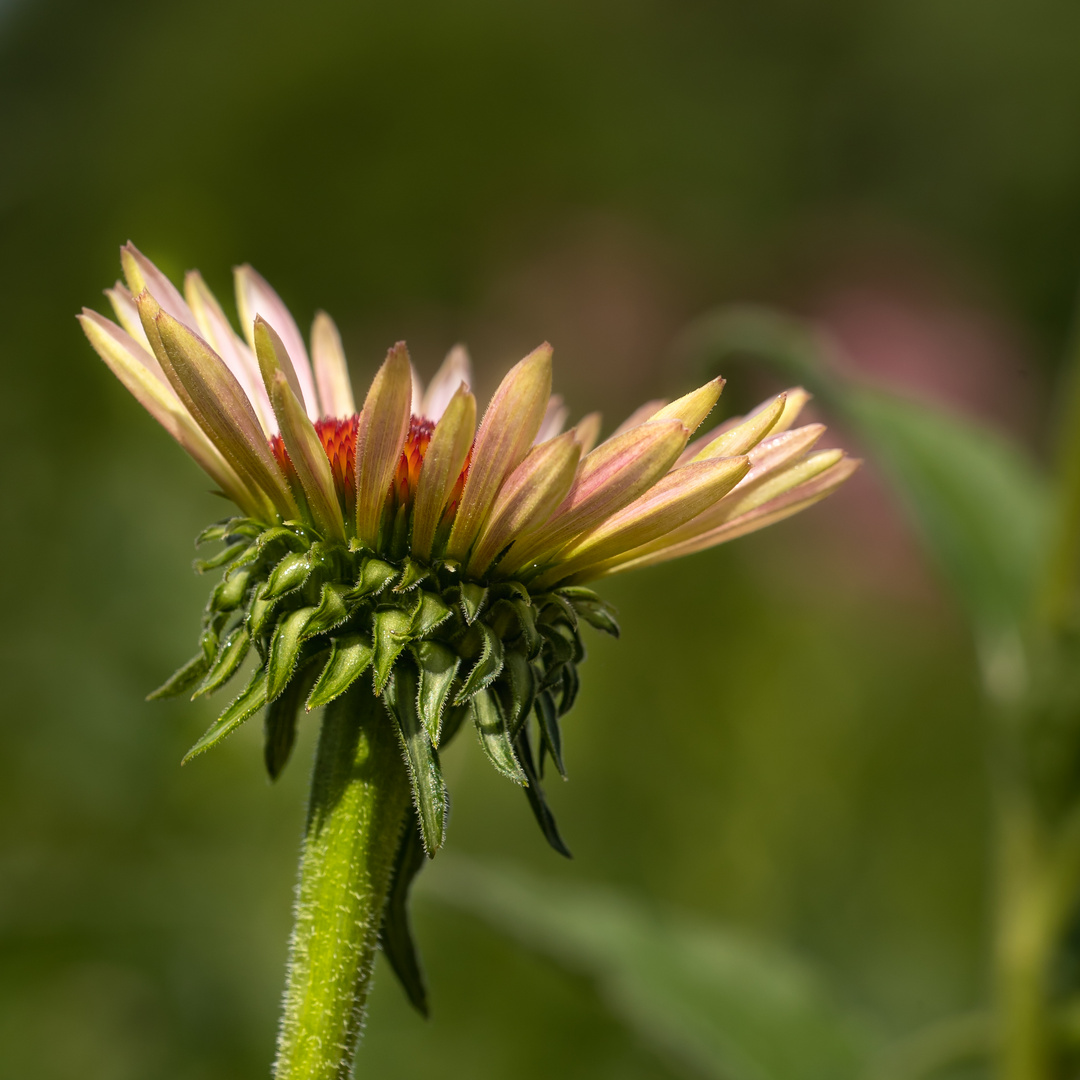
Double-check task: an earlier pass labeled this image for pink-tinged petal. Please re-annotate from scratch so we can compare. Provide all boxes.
[121,242,196,327]
[535,394,569,444]
[234,264,319,421]
[411,384,476,561]
[770,387,811,433]
[250,315,307,417]
[587,457,860,578]
[653,423,828,546]
[682,393,787,464]
[573,412,602,455]
[311,311,356,418]
[496,418,688,575]
[534,454,750,587]
[445,343,553,561]
[421,344,472,421]
[468,431,581,576]
[410,363,425,417]
[79,310,266,517]
[266,368,347,541]
[722,447,844,519]
[185,271,275,434]
[649,376,725,432]
[355,342,413,548]
[106,282,152,350]
[139,292,298,520]
[609,399,667,439]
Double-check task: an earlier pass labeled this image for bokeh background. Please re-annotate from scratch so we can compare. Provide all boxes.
[3,1,1080,1076]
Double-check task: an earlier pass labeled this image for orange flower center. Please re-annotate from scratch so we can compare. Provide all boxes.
[269,415,471,533]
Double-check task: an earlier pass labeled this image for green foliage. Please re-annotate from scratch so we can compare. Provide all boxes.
[428,858,876,1080]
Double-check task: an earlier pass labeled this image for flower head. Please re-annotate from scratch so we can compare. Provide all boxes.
[80,243,858,859]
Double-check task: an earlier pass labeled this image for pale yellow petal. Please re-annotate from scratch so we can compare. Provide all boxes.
[234,264,319,421]
[445,343,553,561]
[421,344,472,421]
[311,311,356,418]
[411,384,476,561]
[355,342,413,548]
[649,377,725,432]
[468,431,581,576]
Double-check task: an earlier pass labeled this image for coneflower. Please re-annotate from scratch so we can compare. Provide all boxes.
[80,243,858,1079]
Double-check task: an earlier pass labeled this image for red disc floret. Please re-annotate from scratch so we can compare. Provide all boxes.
[269,414,471,537]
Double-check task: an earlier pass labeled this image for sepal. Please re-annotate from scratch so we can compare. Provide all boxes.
[471,689,527,784]
[384,665,447,854]
[411,641,459,745]
[147,652,208,701]
[307,635,374,709]
[379,807,430,1016]
[182,667,268,763]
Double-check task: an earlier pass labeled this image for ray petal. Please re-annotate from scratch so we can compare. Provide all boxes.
[535,454,751,586]
[445,343,553,561]
[573,412,603,455]
[421,345,472,421]
[121,242,196,326]
[411,384,477,560]
[534,394,569,444]
[139,293,298,519]
[684,393,787,463]
[79,310,265,516]
[609,398,667,439]
[234,264,319,420]
[496,418,688,575]
[468,431,581,576]
[311,311,356,418]
[105,282,152,350]
[355,342,413,548]
[185,270,275,433]
[649,377,725,432]
[585,457,861,577]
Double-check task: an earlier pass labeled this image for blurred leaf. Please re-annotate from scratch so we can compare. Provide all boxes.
[686,307,1052,634]
[426,857,876,1080]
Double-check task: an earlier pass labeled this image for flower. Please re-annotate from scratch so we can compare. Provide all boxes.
[79,243,857,859]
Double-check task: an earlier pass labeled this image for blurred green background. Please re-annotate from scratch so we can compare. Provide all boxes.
[3,0,1080,1076]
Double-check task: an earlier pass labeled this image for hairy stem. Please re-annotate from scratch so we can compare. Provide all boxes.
[273,684,412,1080]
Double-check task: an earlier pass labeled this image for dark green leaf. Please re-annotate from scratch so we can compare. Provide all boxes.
[267,607,315,701]
[192,625,250,698]
[539,622,575,669]
[307,634,374,710]
[471,688,527,784]
[559,662,580,717]
[539,592,578,629]
[385,665,447,854]
[455,622,504,704]
[379,807,430,1017]
[247,592,279,639]
[412,641,460,745]
[182,667,268,764]
[515,727,571,857]
[146,652,208,701]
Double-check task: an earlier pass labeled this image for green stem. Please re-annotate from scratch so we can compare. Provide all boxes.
[995,797,1057,1080]
[273,685,412,1080]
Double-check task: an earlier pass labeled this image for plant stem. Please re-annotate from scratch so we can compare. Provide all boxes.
[273,684,412,1080]
[995,793,1057,1080]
